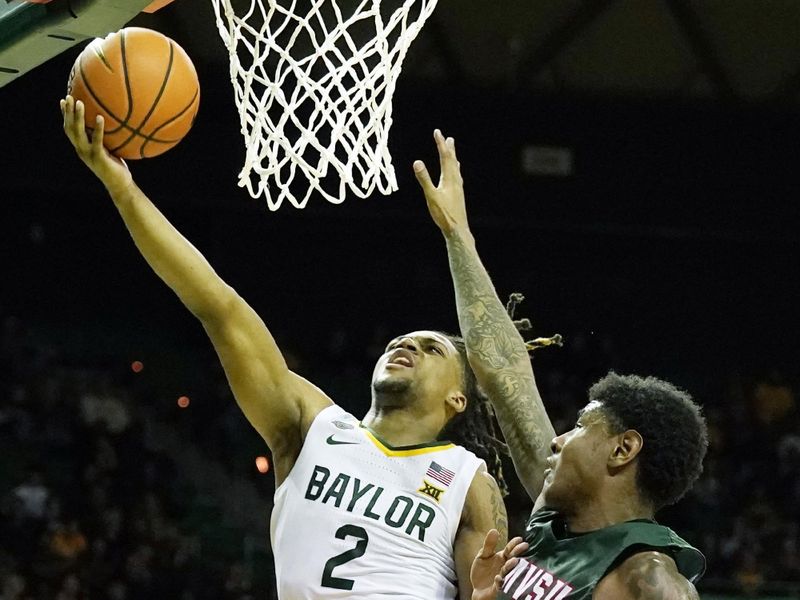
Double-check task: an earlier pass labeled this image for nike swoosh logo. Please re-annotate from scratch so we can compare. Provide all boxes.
[326,435,359,446]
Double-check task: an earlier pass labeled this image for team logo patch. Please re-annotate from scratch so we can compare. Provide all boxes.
[332,420,354,430]
[418,479,445,503]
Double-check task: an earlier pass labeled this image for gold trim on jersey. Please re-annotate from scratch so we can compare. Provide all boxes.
[360,426,455,457]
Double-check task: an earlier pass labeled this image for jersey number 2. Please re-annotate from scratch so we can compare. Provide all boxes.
[321,524,369,590]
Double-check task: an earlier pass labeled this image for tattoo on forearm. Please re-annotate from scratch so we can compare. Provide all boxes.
[446,235,555,491]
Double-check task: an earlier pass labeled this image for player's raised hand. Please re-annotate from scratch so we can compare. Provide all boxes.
[414,129,469,236]
[60,95,132,194]
[470,528,529,600]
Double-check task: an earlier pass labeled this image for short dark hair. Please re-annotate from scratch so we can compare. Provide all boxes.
[436,333,509,495]
[588,371,708,510]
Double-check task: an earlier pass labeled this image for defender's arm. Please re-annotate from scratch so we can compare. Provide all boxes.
[414,130,555,500]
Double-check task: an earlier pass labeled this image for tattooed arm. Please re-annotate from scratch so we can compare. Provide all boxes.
[455,467,508,600]
[444,232,554,500]
[414,130,556,500]
[594,552,700,600]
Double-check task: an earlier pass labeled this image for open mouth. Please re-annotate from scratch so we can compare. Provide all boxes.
[387,349,415,368]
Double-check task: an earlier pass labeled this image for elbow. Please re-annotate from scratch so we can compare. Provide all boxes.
[191,282,240,324]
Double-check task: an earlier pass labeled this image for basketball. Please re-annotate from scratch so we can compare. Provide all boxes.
[66,27,200,159]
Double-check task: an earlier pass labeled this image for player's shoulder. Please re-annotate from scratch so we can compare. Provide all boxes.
[298,401,356,446]
[443,439,483,461]
[306,401,354,428]
[429,440,487,479]
[466,463,499,498]
[594,550,699,600]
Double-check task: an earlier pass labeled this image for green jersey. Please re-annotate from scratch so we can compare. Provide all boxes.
[496,508,705,600]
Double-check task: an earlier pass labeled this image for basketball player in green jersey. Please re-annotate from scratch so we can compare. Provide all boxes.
[414,130,708,600]
[59,96,508,599]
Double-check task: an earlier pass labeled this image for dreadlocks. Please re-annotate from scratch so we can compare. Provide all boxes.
[436,333,510,496]
[438,294,563,497]
[506,292,564,352]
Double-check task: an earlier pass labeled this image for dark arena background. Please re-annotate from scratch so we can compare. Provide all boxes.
[1,1,799,598]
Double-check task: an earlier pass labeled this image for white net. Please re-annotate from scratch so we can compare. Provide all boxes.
[210,0,439,210]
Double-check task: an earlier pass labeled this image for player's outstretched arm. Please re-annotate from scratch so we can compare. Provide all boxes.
[61,96,331,481]
[414,130,556,500]
[594,551,700,600]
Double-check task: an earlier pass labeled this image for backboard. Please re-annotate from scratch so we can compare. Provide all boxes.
[0,0,171,88]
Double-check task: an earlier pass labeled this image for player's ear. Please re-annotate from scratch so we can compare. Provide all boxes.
[608,429,643,468]
[445,392,467,415]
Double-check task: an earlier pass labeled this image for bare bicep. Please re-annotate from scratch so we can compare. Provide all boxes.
[454,469,509,599]
[202,304,332,454]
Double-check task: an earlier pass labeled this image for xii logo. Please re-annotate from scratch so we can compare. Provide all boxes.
[418,479,445,503]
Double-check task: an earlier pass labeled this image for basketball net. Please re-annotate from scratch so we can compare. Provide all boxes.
[210,0,438,210]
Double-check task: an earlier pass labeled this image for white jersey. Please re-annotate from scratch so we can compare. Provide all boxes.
[271,404,484,599]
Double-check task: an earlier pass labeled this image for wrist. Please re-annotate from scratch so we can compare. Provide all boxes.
[443,226,475,247]
[104,175,136,202]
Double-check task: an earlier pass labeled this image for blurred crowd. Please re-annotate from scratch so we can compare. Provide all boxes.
[1,309,799,599]
[0,314,258,600]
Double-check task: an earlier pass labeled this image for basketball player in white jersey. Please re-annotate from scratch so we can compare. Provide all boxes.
[60,96,508,599]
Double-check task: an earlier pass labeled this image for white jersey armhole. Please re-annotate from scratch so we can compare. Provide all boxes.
[274,403,345,496]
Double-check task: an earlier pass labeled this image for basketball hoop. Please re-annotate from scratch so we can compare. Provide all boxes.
[210,0,438,210]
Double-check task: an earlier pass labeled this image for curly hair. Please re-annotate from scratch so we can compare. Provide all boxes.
[588,371,708,510]
[435,333,509,496]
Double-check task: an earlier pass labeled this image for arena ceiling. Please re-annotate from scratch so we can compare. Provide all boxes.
[132,0,800,106]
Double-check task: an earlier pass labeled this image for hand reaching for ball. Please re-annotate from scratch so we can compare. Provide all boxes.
[61,95,133,195]
[66,28,200,160]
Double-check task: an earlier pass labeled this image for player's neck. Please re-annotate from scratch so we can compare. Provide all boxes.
[361,405,442,447]
[564,493,654,534]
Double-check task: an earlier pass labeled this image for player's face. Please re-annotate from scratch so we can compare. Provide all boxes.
[371,331,464,405]
[540,401,616,511]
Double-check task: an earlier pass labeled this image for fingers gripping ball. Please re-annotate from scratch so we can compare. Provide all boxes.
[67,27,200,159]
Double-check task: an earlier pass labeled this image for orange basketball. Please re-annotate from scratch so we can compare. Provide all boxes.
[67,27,200,159]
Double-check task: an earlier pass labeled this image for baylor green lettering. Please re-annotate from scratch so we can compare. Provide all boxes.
[303,467,439,543]
[346,478,375,512]
[364,486,384,520]
[406,503,436,542]
[322,473,351,508]
[305,465,331,500]
[384,495,413,528]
